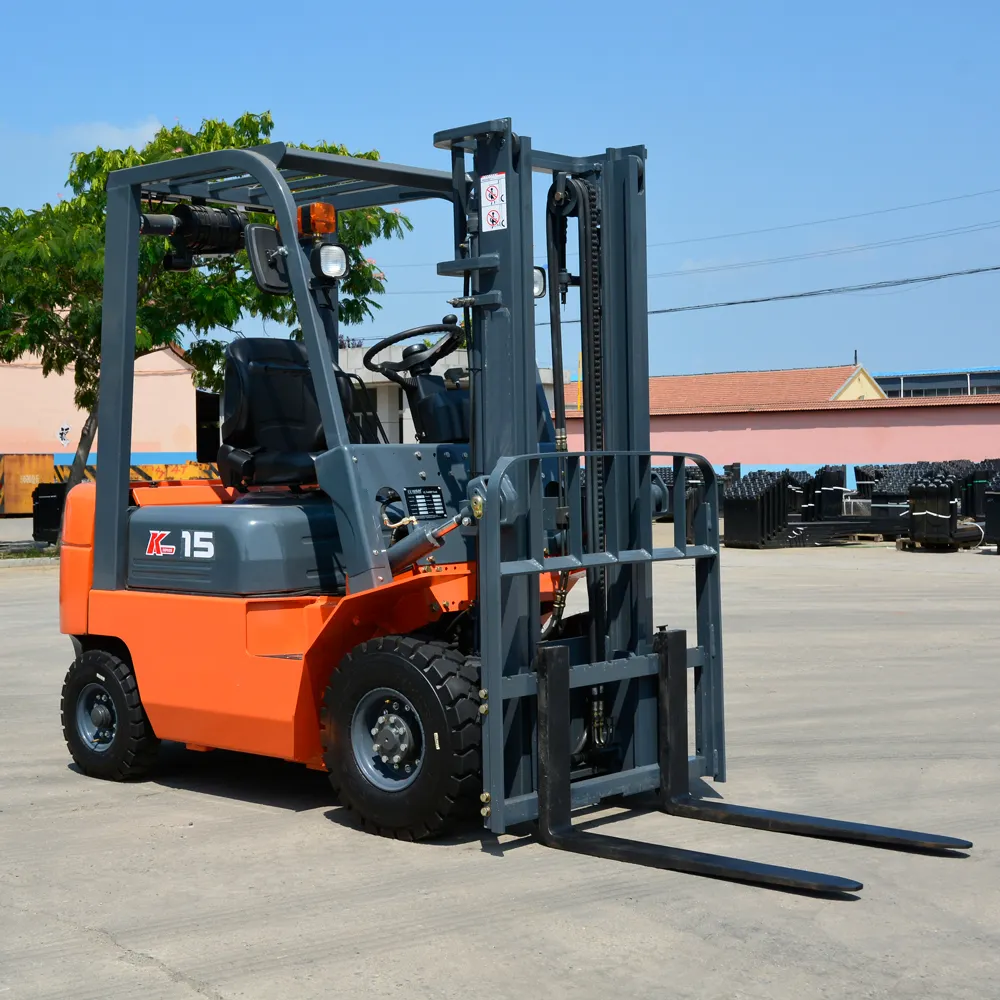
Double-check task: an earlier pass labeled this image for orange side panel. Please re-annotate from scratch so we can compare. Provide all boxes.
[84,565,477,765]
[130,481,235,506]
[60,484,96,636]
[61,482,96,545]
[246,600,310,655]
[88,589,336,761]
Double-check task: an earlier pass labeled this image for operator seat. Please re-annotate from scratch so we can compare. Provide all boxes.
[217,338,357,488]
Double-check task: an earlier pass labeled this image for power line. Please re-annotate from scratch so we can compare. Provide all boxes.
[649,219,1000,278]
[370,184,1000,268]
[382,218,1000,295]
[536,264,1000,325]
[647,186,1000,248]
[648,219,1000,279]
[248,263,1000,343]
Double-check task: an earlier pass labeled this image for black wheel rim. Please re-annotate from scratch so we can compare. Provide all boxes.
[76,682,118,754]
[351,687,425,792]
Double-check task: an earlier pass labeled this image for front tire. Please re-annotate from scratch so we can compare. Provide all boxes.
[60,649,160,780]
[322,637,481,840]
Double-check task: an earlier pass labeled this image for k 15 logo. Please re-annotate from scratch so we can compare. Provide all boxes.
[146,530,215,559]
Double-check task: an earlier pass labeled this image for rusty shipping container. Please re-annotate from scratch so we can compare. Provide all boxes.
[0,454,57,515]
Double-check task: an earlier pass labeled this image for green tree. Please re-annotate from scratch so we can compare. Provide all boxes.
[0,111,410,509]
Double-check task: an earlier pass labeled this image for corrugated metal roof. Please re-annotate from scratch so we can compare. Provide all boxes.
[873,366,1000,377]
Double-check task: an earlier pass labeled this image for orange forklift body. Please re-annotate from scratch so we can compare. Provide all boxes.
[61,480,565,767]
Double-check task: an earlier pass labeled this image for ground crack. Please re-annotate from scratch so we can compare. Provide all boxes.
[2,895,230,999]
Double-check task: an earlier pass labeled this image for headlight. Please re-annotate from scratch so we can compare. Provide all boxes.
[533,266,546,298]
[311,242,350,281]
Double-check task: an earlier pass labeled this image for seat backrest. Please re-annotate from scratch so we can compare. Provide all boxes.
[221,338,335,453]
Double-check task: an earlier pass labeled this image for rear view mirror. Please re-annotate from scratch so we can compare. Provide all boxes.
[245,224,291,295]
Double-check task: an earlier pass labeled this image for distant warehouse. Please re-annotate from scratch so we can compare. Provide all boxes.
[565,363,1000,470]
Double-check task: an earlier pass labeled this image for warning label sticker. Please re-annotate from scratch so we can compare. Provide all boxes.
[480,172,507,231]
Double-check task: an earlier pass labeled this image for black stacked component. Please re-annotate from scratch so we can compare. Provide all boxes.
[961,459,1000,520]
[870,464,927,533]
[786,470,810,515]
[985,472,1000,545]
[854,465,881,501]
[906,474,984,548]
[723,470,791,548]
[816,466,847,520]
[651,465,710,542]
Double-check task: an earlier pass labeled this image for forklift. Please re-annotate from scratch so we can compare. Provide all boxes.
[59,118,970,892]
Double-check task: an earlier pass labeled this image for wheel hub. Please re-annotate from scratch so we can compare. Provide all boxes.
[351,688,426,792]
[90,703,113,728]
[372,713,416,765]
[76,683,117,753]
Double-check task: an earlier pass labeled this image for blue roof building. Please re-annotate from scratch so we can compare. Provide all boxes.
[873,366,1000,398]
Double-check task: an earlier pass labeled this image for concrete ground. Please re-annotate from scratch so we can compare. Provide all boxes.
[1,543,997,999]
[0,516,33,542]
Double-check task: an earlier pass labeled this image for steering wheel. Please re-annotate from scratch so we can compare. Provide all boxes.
[363,315,464,387]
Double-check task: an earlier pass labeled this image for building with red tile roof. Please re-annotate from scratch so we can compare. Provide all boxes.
[566,363,1000,469]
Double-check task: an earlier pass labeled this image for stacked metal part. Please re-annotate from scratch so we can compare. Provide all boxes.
[985,471,1000,545]
[799,465,847,522]
[651,465,708,540]
[962,459,1000,519]
[722,470,791,548]
[786,470,811,515]
[908,476,962,546]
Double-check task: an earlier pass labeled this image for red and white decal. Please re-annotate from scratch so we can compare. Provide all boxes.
[146,530,176,556]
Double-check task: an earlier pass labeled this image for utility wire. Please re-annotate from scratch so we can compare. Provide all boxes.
[536,264,1000,325]
[383,219,1000,294]
[371,185,1000,268]
[648,186,1000,248]
[648,219,1000,279]
[262,263,1000,343]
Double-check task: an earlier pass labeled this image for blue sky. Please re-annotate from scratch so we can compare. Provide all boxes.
[2,1,998,377]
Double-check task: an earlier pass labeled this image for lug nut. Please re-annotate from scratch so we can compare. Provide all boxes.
[392,702,399,710]
[404,765,412,773]
[478,703,489,715]
[480,792,491,803]
[392,754,401,764]
[381,755,389,763]
[373,744,381,753]
[478,689,488,700]
[370,727,378,736]
[378,715,387,725]
[480,806,491,818]
[399,743,408,753]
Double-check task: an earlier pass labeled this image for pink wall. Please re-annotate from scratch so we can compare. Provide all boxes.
[0,350,197,457]
[567,405,1000,466]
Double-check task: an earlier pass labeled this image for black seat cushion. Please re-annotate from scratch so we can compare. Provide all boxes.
[219,339,354,487]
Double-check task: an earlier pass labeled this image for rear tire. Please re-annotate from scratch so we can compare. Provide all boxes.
[60,649,160,780]
[322,637,481,840]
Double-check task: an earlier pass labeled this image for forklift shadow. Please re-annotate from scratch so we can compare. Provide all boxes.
[136,742,336,812]
[323,778,724,857]
[322,805,503,853]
